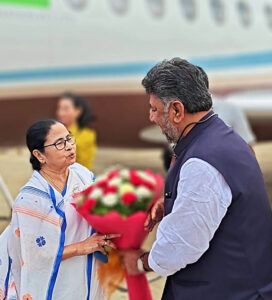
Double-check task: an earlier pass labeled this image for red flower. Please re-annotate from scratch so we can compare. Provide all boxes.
[108,169,119,180]
[104,186,118,195]
[96,179,108,188]
[121,192,137,205]
[82,198,96,212]
[142,181,155,190]
[130,170,143,186]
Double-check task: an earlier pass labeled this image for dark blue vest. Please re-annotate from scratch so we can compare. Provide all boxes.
[162,111,272,300]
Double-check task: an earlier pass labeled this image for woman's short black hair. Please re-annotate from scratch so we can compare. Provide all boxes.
[26,119,58,171]
[59,92,95,128]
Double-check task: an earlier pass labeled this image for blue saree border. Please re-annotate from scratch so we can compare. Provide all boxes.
[86,228,95,300]
[46,185,67,300]
[4,256,12,300]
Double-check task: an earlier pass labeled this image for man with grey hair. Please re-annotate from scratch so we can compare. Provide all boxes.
[122,58,272,300]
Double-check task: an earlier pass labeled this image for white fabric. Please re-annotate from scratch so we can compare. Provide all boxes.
[148,158,232,277]
[0,163,105,300]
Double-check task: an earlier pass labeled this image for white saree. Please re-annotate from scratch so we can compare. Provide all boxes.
[0,163,105,300]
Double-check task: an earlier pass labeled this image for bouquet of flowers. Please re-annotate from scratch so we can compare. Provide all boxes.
[73,168,164,300]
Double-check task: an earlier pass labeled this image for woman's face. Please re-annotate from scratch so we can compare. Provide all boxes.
[38,122,76,171]
[56,98,81,128]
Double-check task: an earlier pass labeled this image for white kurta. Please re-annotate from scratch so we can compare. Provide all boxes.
[0,163,105,300]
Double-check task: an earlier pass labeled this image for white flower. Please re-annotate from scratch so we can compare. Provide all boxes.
[89,188,103,199]
[137,171,156,185]
[109,177,122,187]
[101,194,118,207]
[95,174,108,182]
[120,169,130,179]
[135,186,153,199]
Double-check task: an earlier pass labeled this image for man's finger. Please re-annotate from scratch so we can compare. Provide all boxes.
[151,204,160,219]
[145,220,155,232]
[144,213,152,227]
[152,204,164,220]
[147,220,156,232]
[151,209,157,220]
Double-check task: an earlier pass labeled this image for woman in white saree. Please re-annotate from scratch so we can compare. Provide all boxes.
[0,120,118,300]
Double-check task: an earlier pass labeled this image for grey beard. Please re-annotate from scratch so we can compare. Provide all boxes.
[164,132,179,144]
[162,119,180,144]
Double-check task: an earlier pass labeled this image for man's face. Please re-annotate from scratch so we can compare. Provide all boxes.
[149,94,180,143]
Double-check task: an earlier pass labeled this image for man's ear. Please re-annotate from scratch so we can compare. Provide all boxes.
[32,149,45,164]
[170,101,185,123]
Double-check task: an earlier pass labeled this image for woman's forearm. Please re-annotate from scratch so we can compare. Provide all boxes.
[62,243,80,261]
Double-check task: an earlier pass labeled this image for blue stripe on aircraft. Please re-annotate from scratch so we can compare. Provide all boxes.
[0,50,272,82]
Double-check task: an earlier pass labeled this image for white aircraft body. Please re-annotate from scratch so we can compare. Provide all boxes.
[0,0,271,94]
[0,0,271,143]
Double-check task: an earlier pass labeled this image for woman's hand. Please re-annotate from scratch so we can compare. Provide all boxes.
[62,233,120,261]
[77,233,121,255]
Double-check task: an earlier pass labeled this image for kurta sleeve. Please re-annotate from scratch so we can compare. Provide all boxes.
[148,158,232,276]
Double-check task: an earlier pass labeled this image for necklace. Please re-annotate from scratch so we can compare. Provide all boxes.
[40,169,66,193]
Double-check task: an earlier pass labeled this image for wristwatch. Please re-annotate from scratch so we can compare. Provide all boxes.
[137,257,145,272]
[137,252,151,272]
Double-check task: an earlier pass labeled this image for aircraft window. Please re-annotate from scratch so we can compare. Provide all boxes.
[65,0,87,10]
[146,0,165,18]
[210,0,225,24]
[108,0,129,15]
[180,0,196,21]
[237,1,251,27]
[264,4,272,29]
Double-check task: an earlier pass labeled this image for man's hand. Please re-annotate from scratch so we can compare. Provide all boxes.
[120,249,144,275]
[144,197,165,232]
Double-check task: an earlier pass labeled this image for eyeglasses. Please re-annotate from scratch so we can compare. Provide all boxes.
[43,135,76,151]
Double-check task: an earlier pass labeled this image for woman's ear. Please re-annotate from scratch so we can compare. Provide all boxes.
[32,149,46,164]
[171,101,185,123]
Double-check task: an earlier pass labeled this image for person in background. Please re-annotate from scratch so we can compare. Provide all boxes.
[213,98,256,145]
[196,65,256,147]
[57,92,97,170]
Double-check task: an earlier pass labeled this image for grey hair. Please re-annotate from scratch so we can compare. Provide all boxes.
[161,97,174,112]
[142,58,212,113]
